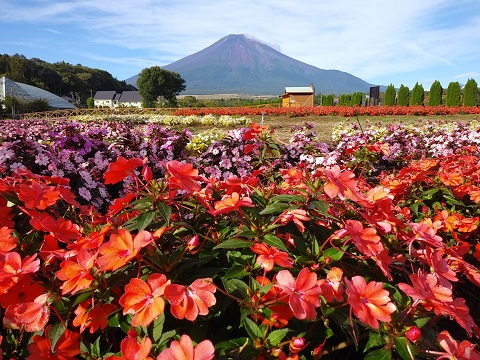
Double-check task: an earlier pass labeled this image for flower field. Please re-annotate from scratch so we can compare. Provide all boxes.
[1,114,480,359]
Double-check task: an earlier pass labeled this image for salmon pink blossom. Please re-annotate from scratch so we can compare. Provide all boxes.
[156,334,214,360]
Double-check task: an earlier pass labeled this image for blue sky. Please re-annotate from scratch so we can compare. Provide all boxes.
[1,0,479,91]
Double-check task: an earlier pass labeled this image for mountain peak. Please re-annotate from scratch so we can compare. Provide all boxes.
[126,35,379,95]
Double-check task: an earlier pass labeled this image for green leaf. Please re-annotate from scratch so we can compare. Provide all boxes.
[364,348,392,360]
[421,188,438,200]
[48,322,66,350]
[323,247,345,261]
[393,336,415,360]
[259,202,290,215]
[216,337,250,353]
[242,316,263,339]
[151,313,165,343]
[269,194,306,203]
[156,202,172,226]
[222,278,250,299]
[237,225,257,238]
[213,238,253,250]
[136,211,155,231]
[310,200,337,219]
[414,317,431,328]
[262,234,288,251]
[108,313,120,327]
[266,328,290,346]
[224,264,250,280]
[364,331,386,353]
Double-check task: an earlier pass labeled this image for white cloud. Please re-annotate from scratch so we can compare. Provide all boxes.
[454,72,480,79]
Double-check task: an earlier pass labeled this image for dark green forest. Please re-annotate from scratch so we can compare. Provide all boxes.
[0,54,135,105]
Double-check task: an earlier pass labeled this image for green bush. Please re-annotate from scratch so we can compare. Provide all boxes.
[384,84,396,106]
[397,84,410,106]
[463,78,478,106]
[446,81,461,107]
[428,80,442,106]
[410,82,424,105]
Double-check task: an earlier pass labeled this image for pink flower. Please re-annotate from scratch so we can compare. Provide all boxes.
[274,268,322,320]
[345,276,396,329]
[250,243,293,271]
[156,334,214,360]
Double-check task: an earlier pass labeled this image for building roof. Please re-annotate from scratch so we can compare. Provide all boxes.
[94,91,118,100]
[119,91,142,103]
[0,76,76,109]
[285,86,314,94]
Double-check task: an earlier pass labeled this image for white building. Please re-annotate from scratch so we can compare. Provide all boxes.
[93,90,143,108]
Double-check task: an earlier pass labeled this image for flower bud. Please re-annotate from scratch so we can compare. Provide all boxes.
[142,166,153,181]
[289,337,308,354]
[406,326,421,343]
[187,234,200,252]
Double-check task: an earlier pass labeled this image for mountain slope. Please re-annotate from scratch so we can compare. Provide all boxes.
[126,34,381,95]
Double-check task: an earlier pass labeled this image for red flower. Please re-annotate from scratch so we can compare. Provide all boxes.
[398,270,453,307]
[0,226,18,254]
[73,299,117,334]
[0,252,40,293]
[318,267,344,303]
[345,276,396,329]
[55,249,96,295]
[104,156,144,185]
[0,278,44,309]
[0,201,14,228]
[322,165,359,201]
[105,329,153,360]
[274,268,322,320]
[436,330,480,360]
[97,229,152,272]
[119,273,170,327]
[474,243,480,262]
[164,278,216,321]
[156,334,215,360]
[166,160,202,192]
[4,293,50,332]
[250,242,293,272]
[18,181,60,210]
[30,214,82,243]
[27,324,80,360]
[208,192,254,216]
[243,123,269,141]
[277,209,310,233]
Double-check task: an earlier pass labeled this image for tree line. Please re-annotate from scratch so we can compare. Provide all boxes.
[0,54,134,104]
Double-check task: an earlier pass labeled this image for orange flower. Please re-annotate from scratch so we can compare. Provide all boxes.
[27,324,80,360]
[55,249,96,295]
[166,160,202,192]
[250,242,293,271]
[18,181,60,210]
[0,278,44,310]
[4,293,50,332]
[105,329,153,360]
[0,226,17,254]
[274,268,322,320]
[345,276,396,329]
[343,220,384,257]
[119,273,170,327]
[277,209,310,233]
[438,171,463,186]
[73,299,117,334]
[156,334,215,360]
[30,214,82,243]
[318,267,344,303]
[0,252,40,293]
[437,330,480,359]
[104,156,144,185]
[208,192,254,216]
[97,229,152,272]
[164,278,216,321]
[243,123,269,141]
[322,165,359,201]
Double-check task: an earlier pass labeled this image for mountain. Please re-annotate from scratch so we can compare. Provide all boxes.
[126,34,381,96]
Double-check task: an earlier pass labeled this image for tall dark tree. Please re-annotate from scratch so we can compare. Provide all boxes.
[463,78,478,106]
[137,66,186,108]
[428,80,442,106]
[384,84,396,106]
[446,81,461,107]
[397,85,410,106]
[410,82,424,106]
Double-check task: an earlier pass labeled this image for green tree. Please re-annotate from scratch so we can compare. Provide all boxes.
[321,94,334,106]
[410,82,424,105]
[428,80,442,106]
[351,92,363,106]
[384,84,396,106]
[86,97,95,108]
[397,84,410,106]
[137,66,186,108]
[463,78,478,106]
[445,81,461,107]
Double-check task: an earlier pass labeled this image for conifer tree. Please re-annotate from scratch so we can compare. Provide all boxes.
[428,80,442,106]
[397,85,410,106]
[384,84,396,106]
[410,82,425,105]
[445,81,461,107]
[463,78,478,106]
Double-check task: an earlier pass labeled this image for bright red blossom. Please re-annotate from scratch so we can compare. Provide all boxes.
[345,276,396,330]
[105,329,153,360]
[156,334,215,360]
[250,242,293,271]
[274,268,322,320]
[73,299,117,334]
[119,273,170,327]
[18,181,60,210]
[164,278,216,321]
[27,324,80,360]
[55,249,96,295]
[208,192,254,216]
[323,165,360,201]
[166,160,202,192]
[104,156,144,185]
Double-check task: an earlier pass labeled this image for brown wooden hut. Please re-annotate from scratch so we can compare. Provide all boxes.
[282,84,315,107]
